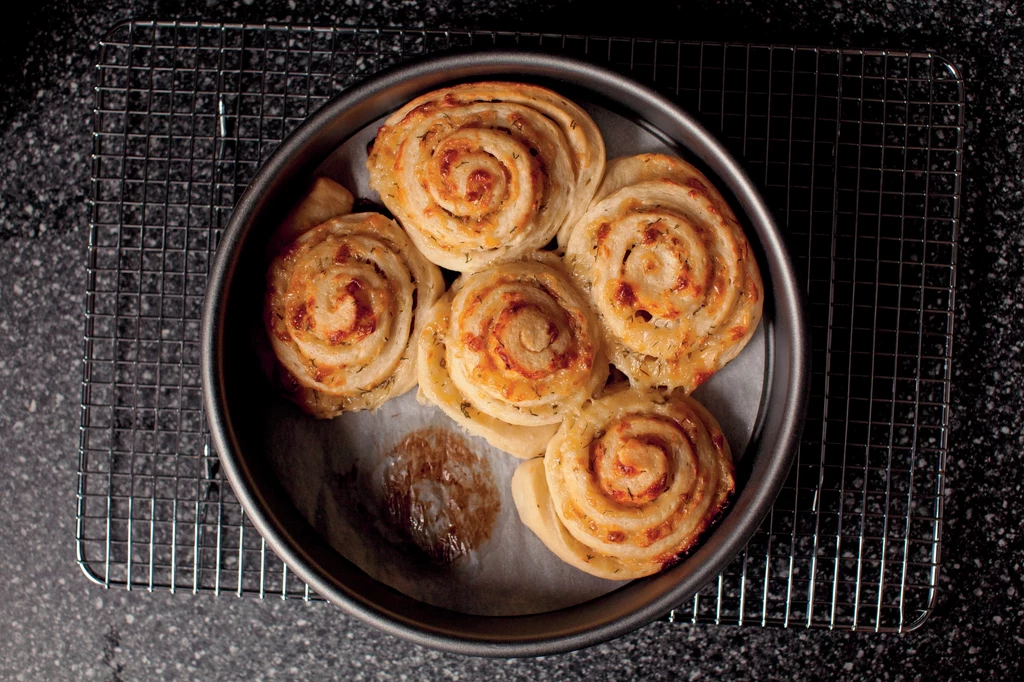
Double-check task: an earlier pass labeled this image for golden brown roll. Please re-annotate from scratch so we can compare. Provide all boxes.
[265,213,444,417]
[417,254,608,458]
[267,177,355,256]
[512,384,735,580]
[367,82,605,271]
[563,153,764,392]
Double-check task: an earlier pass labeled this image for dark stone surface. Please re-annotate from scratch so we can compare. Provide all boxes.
[0,1,1021,679]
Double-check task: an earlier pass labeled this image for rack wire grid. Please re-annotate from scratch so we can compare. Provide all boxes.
[77,21,963,632]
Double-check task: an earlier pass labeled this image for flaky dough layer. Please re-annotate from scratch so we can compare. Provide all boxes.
[564,153,764,392]
[512,384,735,579]
[265,213,444,417]
[367,81,604,271]
[417,254,608,458]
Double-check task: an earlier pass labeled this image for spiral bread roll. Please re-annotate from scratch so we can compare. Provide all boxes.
[563,153,764,392]
[367,82,605,272]
[417,254,608,458]
[266,213,444,418]
[512,384,735,580]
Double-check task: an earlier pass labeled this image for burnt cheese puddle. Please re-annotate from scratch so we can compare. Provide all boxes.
[377,428,500,564]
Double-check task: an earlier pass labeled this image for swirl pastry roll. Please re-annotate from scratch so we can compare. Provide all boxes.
[512,385,735,580]
[367,82,605,271]
[266,213,444,417]
[564,154,764,392]
[417,254,608,458]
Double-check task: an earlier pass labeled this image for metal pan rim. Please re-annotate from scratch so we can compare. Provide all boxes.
[201,48,810,657]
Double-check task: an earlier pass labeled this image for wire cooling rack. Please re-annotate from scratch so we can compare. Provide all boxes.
[77,21,962,632]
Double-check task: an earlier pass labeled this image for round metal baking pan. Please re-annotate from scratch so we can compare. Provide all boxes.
[201,50,809,657]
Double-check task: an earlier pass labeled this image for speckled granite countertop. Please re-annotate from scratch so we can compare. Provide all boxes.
[1,1,1021,679]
